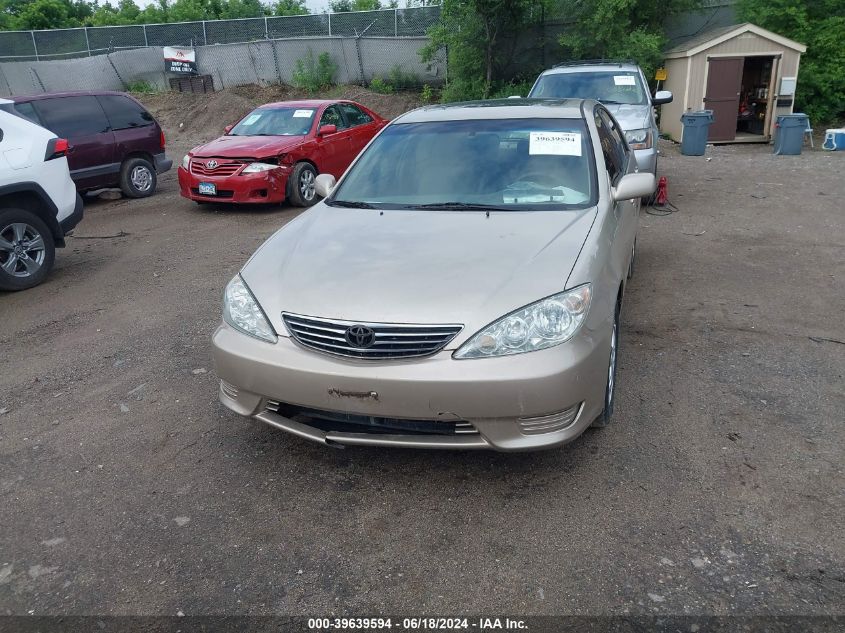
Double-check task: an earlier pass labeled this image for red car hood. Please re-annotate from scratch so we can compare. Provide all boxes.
[191,135,305,159]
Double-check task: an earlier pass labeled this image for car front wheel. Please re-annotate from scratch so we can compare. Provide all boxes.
[120,157,157,198]
[288,162,318,207]
[592,300,620,428]
[0,208,56,291]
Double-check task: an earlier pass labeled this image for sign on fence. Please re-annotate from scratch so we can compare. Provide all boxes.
[163,46,197,74]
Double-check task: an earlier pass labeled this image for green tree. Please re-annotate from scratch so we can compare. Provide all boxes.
[737,0,845,123]
[272,0,308,16]
[329,0,381,11]
[556,0,699,81]
[16,0,78,28]
[218,0,263,18]
[423,0,533,100]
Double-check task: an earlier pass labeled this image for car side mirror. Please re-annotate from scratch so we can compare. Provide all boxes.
[318,124,337,136]
[653,90,673,105]
[315,173,337,198]
[224,124,234,134]
[612,173,655,202]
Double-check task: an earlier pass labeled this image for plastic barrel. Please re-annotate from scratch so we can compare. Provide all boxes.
[773,114,808,155]
[680,110,714,156]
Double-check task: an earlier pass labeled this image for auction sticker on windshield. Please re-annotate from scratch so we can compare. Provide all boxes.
[242,114,261,126]
[614,75,636,86]
[293,109,314,118]
[529,131,582,156]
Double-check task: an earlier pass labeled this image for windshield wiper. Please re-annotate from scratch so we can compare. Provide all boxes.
[598,99,623,104]
[326,199,376,209]
[408,202,511,211]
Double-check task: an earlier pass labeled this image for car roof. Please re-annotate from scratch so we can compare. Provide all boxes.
[9,90,132,101]
[540,63,641,75]
[394,98,591,124]
[257,99,352,109]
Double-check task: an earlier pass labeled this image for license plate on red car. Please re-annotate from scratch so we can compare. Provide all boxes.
[198,182,216,196]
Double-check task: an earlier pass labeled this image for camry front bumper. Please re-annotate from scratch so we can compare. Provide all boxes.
[177,166,290,204]
[211,321,612,451]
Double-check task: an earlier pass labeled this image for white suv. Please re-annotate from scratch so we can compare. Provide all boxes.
[0,100,82,291]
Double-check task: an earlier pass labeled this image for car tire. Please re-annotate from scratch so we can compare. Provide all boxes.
[592,300,621,428]
[288,162,318,207]
[0,207,56,292]
[119,157,157,198]
[627,238,636,280]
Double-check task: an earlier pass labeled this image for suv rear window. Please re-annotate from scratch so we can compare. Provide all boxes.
[3,102,43,125]
[98,94,154,130]
[34,96,109,137]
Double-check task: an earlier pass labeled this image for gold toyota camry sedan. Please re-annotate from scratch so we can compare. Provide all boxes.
[212,99,655,451]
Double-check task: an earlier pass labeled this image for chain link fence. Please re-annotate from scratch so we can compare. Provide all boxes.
[0,6,441,61]
[0,35,446,97]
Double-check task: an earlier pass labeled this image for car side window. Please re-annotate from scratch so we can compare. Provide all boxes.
[595,109,627,183]
[339,103,373,127]
[13,102,42,126]
[33,96,109,138]
[98,95,154,131]
[320,105,345,130]
[600,110,628,169]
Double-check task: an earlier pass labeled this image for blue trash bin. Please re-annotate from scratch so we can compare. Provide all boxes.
[680,110,714,156]
[773,114,808,155]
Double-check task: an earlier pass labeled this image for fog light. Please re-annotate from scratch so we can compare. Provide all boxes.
[518,403,582,435]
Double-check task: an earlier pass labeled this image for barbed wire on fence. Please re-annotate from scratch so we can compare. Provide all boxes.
[0,5,441,62]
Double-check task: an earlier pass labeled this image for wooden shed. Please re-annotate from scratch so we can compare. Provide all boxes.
[659,23,806,143]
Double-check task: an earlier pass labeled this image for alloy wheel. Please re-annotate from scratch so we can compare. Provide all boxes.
[606,316,618,410]
[299,170,316,201]
[0,222,46,278]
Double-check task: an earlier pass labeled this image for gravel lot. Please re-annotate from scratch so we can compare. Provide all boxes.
[0,93,843,617]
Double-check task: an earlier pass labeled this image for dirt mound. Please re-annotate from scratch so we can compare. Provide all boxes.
[138,84,424,151]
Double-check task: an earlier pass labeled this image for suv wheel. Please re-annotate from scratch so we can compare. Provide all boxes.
[120,157,157,198]
[288,163,318,207]
[0,208,56,291]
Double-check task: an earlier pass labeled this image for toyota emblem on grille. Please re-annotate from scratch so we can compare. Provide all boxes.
[345,325,376,348]
[206,159,218,169]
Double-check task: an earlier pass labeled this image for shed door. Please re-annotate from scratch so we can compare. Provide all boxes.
[703,57,743,141]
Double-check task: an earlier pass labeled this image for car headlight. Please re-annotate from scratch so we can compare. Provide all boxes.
[223,275,277,343]
[181,154,190,169]
[241,162,278,173]
[625,128,652,150]
[453,284,592,359]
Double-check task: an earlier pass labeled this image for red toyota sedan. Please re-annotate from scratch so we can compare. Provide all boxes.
[177,100,387,206]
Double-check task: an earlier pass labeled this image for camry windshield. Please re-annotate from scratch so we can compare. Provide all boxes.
[329,119,596,210]
[530,71,647,105]
[228,107,316,136]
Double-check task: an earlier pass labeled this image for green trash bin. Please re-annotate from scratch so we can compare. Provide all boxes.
[774,114,808,155]
[680,110,714,156]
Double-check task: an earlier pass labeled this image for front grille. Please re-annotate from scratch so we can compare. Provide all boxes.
[282,313,462,360]
[190,159,246,177]
[191,188,234,199]
[265,400,478,436]
[518,403,582,435]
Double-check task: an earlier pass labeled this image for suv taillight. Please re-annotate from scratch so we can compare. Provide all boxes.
[45,138,68,161]
[160,130,166,150]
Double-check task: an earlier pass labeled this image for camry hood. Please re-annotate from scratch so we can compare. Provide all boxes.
[603,103,651,131]
[192,135,304,159]
[241,205,597,343]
